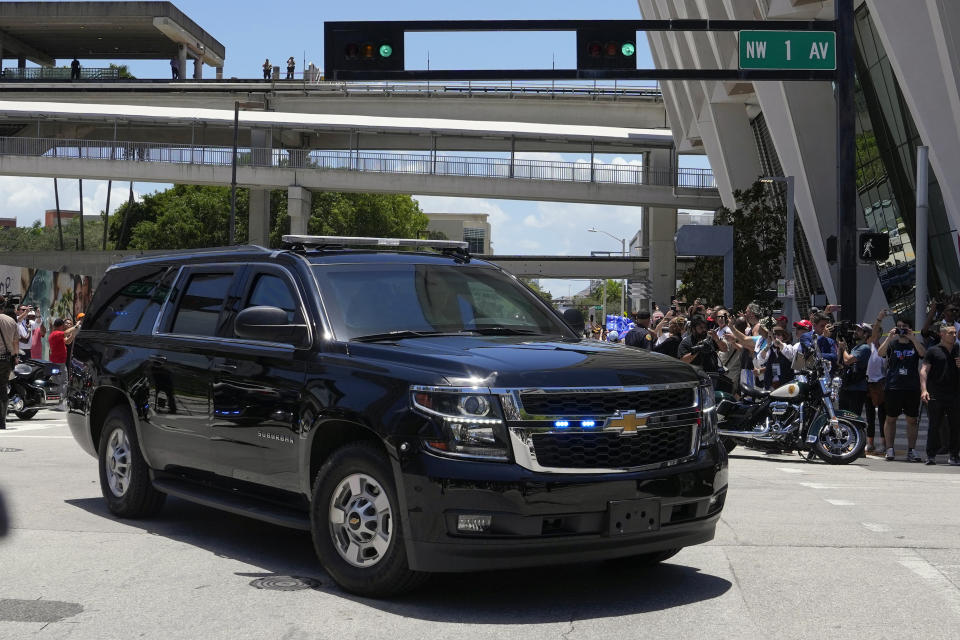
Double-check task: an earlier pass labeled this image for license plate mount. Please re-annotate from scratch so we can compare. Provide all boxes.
[607,499,661,535]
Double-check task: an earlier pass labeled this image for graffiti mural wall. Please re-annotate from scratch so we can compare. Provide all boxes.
[1,264,94,361]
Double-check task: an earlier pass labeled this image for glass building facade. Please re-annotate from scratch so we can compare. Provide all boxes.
[854,6,960,315]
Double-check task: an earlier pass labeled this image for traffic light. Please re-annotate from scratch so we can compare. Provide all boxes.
[859,232,890,262]
[325,24,404,78]
[628,281,651,300]
[577,27,637,71]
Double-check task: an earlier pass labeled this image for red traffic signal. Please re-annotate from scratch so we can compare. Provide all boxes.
[588,42,602,58]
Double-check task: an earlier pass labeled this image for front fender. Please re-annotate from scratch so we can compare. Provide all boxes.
[807,409,866,438]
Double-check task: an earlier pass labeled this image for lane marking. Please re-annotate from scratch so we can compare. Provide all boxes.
[896,549,960,613]
[862,522,891,532]
[799,482,837,489]
[824,499,855,506]
[0,435,73,439]
[778,468,806,474]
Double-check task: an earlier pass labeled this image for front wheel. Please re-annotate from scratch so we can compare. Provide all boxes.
[813,418,865,464]
[311,442,427,597]
[97,406,166,517]
[14,409,38,420]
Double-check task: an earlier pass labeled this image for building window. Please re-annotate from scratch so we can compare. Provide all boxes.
[463,228,485,254]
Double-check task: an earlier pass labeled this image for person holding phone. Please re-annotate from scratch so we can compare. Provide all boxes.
[920,322,960,465]
[879,316,926,462]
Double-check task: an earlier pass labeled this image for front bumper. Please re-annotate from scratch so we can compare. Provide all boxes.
[397,443,728,573]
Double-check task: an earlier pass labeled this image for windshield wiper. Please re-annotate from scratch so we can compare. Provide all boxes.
[352,330,473,342]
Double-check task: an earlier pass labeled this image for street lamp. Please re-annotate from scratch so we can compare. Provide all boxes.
[230,100,266,245]
[761,176,797,324]
[588,227,627,317]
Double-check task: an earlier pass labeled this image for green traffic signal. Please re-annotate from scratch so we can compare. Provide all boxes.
[621,42,636,57]
[379,44,393,58]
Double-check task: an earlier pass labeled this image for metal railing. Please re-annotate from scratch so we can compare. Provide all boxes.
[0,136,717,190]
[1,67,121,80]
[308,80,664,99]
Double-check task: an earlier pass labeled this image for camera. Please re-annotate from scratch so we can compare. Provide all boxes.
[833,320,857,345]
[897,328,909,336]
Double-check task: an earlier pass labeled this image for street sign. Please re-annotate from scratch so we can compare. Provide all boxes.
[859,232,890,262]
[594,305,603,310]
[739,31,836,70]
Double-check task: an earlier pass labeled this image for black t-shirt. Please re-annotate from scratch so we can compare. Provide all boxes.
[654,335,681,358]
[678,333,718,372]
[885,341,922,391]
[923,343,959,398]
[624,326,654,350]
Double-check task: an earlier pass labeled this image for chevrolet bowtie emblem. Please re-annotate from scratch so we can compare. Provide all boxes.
[604,411,647,433]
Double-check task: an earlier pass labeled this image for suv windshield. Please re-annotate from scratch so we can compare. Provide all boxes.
[311,263,574,341]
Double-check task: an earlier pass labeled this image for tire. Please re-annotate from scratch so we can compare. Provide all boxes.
[813,418,866,465]
[97,406,165,518]
[615,548,681,567]
[311,442,427,597]
[720,437,738,453]
[14,409,38,420]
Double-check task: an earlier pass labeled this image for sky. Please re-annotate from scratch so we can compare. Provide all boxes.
[0,0,714,297]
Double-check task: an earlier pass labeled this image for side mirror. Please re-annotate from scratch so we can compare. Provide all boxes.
[562,308,585,336]
[235,306,308,346]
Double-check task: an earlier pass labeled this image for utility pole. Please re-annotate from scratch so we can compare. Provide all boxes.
[837,0,857,321]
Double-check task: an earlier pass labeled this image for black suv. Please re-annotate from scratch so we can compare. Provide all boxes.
[67,236,727,596]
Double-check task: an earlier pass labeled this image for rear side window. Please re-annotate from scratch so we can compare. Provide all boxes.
[246,273,301,323]
[86,267,169,333]
[170,273,233,336]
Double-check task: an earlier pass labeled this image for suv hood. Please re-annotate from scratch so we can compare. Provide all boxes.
[346,336,700,388]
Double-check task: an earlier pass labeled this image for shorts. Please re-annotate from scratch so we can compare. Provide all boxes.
[884,389,920,418]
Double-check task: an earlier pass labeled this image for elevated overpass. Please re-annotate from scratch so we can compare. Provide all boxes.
[0,81,671,151]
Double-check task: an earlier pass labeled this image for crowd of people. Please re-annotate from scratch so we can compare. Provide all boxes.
[0,295,83,429]
[592,297,960,466]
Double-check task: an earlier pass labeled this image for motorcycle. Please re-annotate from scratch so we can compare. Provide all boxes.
[7,358,63,420]
[716,345,867,464]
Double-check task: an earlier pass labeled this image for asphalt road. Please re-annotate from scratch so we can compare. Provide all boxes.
[1,412,959,640]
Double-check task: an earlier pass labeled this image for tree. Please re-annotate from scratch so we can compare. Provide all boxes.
[678,180,785,311]
[522,279,554,305]
[108,64,136,79]
[270,191,428,247]
[590,279,624,315]
[110,185,247,250]
[107,185,429,251]
[0,217,107,252]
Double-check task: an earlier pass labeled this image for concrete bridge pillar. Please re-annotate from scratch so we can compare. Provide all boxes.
[177,45,187,80]
[193,56,202,80]
[248,189,271,246]
[288,186,312,235]
[646,149,679,309]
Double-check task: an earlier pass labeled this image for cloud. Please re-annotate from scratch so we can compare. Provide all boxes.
[0,177,145,226]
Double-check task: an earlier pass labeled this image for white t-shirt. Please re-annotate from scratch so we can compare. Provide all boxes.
[866,342,886,383]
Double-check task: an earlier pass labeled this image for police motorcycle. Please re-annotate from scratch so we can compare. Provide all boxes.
[715,343,867,464]
[7,358,62,420]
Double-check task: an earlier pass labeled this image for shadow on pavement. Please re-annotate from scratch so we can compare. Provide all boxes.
[66,495,732,621]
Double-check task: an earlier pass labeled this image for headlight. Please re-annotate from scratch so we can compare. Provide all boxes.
[698,381,718,446]
[412,388,510,461]
[50,368,61,375]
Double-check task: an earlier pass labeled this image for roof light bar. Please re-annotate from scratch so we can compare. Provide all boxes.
[281,235,469,250]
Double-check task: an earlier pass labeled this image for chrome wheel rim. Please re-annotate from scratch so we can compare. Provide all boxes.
[328,473,393,568]
[9,395,23,413]
[105,427,132,497]
[818,420,861,459]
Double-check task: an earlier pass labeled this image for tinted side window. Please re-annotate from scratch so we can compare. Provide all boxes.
[171,273,232,336]
[86,267,169,332]
[246,273,301,323]
[134,268,177,335]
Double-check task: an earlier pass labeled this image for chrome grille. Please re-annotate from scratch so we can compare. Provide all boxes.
[518,387,694,416]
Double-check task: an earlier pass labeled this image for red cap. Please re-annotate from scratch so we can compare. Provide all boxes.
[793,320,812,330]
[777,315,788,323]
